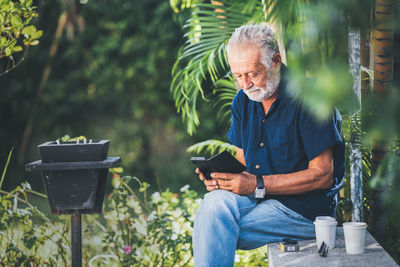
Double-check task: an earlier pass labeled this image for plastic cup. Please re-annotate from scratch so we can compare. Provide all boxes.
[314,216,337,249]
[343,222,367,254]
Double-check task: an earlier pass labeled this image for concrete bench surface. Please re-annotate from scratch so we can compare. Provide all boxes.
[267,227,399,267]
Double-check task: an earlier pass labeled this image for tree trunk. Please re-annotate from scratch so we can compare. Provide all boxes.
[17,6,69,164]
[369,0,394,243]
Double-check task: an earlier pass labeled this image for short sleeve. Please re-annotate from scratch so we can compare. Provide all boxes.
[299,107,343,161]
[227,90,243,148]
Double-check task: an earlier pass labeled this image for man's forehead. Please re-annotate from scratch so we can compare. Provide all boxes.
[228,43,261,57]
[228,45,263,71]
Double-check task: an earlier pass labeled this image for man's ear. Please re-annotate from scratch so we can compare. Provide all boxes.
[272,53,282,69]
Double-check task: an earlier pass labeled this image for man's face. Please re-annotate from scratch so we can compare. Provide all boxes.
[228,45,280,102]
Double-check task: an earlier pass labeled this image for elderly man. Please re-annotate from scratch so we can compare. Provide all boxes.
[193,24,345,266]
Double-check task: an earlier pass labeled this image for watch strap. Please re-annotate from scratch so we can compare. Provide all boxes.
[256,175,264,189]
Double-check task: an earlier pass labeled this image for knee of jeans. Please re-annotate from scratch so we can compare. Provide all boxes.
[236,237,259,251]
[195,190,238,224]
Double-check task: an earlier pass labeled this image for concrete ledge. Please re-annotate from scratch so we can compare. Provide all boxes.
[267,227,399,267]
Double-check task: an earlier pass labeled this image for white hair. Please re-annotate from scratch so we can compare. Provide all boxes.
[226,23,279,68]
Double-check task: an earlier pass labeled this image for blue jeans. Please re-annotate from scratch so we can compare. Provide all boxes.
[193,190,315,267]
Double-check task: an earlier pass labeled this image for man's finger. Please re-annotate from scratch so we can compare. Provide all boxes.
[216,178,233,191]
[204,179,218,187]
[210,172,237,180]
[217,184,232,191]
[206,185,219,191]
[195,168,205,181]
[199,173,205,181]
[216,179,231,188]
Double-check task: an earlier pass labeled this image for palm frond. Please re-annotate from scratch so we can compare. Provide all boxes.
[212,77,237,125]
[171,1,260,135]
[187,139,237,156]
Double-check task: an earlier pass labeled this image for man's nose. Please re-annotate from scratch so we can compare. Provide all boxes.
[242,76,253,90]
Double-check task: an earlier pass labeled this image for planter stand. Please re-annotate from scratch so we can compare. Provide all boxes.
[71,211,81,267]
[26,140,120,267]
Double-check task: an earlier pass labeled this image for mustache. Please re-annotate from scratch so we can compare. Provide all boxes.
[246,86,264,93]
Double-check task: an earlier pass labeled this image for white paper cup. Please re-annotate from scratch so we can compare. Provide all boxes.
[343,222,367,254]
[314,216,337,249]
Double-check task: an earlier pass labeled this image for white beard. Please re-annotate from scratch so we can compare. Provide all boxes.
[244,70,280,102]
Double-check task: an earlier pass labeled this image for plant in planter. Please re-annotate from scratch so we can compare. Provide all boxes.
[25,136,121,267]
[27,137,119,214]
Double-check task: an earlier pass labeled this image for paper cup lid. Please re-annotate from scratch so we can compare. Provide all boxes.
[343,222,367,229]
[315,216,336,221]
[314,216,337,225]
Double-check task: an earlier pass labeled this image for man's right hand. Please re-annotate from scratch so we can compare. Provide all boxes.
[195,168,219,191]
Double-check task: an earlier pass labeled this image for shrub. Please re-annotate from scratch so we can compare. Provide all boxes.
[0,169,268,266]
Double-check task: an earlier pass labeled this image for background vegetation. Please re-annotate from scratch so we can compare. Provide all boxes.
[1,0,399,265]
[0,0,225,194]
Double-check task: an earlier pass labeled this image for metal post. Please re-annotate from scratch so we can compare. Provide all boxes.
[348,27,363,222]
[71,211,82,267]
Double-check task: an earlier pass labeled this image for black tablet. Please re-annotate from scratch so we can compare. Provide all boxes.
[190,150,247,180]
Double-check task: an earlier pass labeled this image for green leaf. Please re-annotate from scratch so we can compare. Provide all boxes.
[30,39,40,45]
[112,177,121,189]
[187,139,237,156]
[32,30,43,39]
[5,47,12,56]
[0,37,6,47]
[60,135,71,142]
[22,25,36,36]
[11,14,23,28]
[13,45,23,52]
[111,167,123,173]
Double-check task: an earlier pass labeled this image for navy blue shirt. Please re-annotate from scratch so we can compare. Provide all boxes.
[227,67,345,221]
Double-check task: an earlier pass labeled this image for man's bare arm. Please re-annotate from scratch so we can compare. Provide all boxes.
[236,148,246,166]
[234,147,333,195]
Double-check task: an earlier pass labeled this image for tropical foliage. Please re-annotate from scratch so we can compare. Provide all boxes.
[171,1,262,135]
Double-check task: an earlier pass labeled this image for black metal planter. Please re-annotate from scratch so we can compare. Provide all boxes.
[26,139,121,267]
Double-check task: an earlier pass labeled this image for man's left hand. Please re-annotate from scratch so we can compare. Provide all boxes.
[209,172,257,195]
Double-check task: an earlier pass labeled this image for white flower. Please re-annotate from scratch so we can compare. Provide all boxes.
[151,192,161,202]
[234,254,241,262]
[147,212,157,222]
[180,184,190,192]
[134,218,147,236]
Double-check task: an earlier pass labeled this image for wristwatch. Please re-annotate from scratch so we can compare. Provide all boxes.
[254,175,266,199]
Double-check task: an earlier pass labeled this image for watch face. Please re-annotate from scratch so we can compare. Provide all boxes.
[255,188,265,199]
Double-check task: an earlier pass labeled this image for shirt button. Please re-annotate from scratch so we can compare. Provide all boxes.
[259,142,264,147]
[262,118,267,123]
[255,164,260,169]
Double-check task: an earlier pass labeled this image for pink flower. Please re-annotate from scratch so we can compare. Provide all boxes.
[129,195,134,199]
[124,245,132,255]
